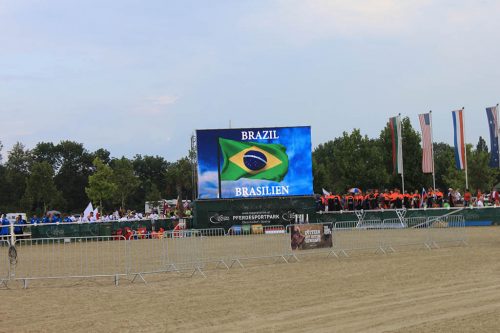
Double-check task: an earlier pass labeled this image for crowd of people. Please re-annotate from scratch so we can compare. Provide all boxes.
[317,187,500,212]
[28,208,192,225]
[0,214,26,236]
[0,205,192,233]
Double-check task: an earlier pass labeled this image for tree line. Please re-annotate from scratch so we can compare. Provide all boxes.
[1,117,498,215]
[0,140,193,215]
[313,117,499,194]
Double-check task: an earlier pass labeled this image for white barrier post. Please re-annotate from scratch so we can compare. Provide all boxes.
[0,239,10,287]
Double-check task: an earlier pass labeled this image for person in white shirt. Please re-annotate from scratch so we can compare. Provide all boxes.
[88,211,97,222]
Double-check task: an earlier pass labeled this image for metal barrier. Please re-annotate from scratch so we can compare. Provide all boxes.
[333,220,386,256]
[224,227,291,267]
[164,230,204,276]
[381,218,431,252]
[0,213,468,287]
[127,234,169,282]
[194,228,230,269]
[13,236,127,287]
[427,215,467,248]
[405,217,428,228]
[1,240,10,287]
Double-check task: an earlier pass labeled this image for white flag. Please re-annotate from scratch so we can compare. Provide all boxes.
[83,202,93,220]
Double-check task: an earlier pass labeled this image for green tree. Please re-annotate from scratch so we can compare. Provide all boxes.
[476,136,488,153]
[111,157,140,209]
[312,156,330,193]
[93,148,111,165]
[313,129,389,193]
[22,161,63,214]
[130,155,170,209]
[54,141,94,212]
[468,145,495,192]
[165,157,193,199]
[442,144,472,191]
[85,158,117,213]
[4,142,32,210]
[433,142,455,190]
[145,183,162,211]
[379,117,426,192]
[0,141,8,212]
[31,142,58,170]
[312,140,336,192]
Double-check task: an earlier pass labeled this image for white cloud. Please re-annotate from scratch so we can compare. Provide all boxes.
[135,94,180,115]
[243,0,432,44]
[150,95,179,106]
[197,171,219,199]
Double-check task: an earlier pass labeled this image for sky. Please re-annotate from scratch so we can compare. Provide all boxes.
[1,0,500,162]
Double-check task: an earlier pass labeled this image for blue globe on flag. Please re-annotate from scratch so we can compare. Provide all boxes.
[243,150,267,171]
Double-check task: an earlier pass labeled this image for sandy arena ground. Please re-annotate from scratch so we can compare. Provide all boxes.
[1,227,500,333]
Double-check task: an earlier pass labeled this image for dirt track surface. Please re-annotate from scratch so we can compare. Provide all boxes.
[1,227,500,333]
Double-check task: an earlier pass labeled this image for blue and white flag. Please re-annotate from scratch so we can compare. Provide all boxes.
[486,105,499,168]
[420,187,426,208]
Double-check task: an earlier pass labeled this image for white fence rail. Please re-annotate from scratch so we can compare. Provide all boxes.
[1,240,10,286]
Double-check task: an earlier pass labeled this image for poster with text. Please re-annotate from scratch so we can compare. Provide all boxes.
[290,224,332,250]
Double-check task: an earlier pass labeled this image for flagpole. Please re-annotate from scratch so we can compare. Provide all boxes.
[497,104,499,170]
[217,139,222,199]
[429,110,436,190]
[462,107,469,190]
[399,113,405,194]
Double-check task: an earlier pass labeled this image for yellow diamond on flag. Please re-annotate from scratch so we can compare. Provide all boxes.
[228,146,283,175]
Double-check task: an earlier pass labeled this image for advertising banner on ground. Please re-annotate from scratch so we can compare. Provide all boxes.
[290,224,332,250]
[196,126,313,199]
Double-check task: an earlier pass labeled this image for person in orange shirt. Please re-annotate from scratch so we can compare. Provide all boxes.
[364,190,373,210]
[323,194,329,211]
[370,190,379,210]
[412,190,421,208]
[354,192,364,210]
[403,191,411,209]
[388,190,397,209]
[476,189,484,207]
[463,189,471,207]
[345,193,354,211]
[394,189,404,209]
[332,194,343,211]
[426,187,434,208]
[435,189,444,207]
[380,189,389,209]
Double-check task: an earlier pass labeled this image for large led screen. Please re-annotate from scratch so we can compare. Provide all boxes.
[196,126,313,199]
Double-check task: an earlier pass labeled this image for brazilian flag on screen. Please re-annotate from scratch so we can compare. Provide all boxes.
[219,138,289,181]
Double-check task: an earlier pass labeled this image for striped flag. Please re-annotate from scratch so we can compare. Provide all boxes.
[418,112,433,173]
[486,105,499,168]
[452,109,466,170]
[389,115,403,174]
[420,187,426,208]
